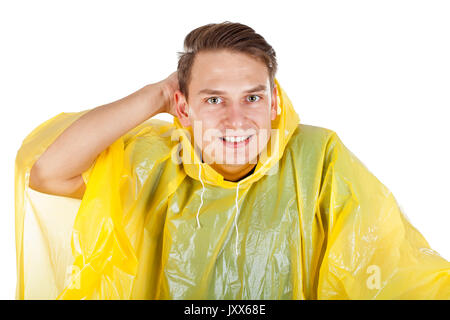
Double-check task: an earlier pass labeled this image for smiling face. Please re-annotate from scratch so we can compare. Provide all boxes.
[174,49,278,181]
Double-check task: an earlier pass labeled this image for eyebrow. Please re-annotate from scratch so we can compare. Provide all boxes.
[197,84,267,95]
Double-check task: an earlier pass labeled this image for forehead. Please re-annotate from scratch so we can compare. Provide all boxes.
[189,50,270,93]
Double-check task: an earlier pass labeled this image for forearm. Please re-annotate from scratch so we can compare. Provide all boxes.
[30,82,166,183]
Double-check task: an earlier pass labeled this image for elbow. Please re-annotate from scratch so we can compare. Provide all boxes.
[29,161,44,191]
[28,160,54,193]
[28,162,85,199]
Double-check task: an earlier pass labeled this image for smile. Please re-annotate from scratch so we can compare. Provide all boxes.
[220,135,253,147]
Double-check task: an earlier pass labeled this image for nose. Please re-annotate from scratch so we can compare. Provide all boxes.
[225,102,246,128]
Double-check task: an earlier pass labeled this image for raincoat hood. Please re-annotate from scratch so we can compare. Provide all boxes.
[172,78,300,190]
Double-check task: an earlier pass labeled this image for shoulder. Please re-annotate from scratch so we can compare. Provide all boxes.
[123,119,177,169]
[283,123,352,176]
[286,123,338,154]
[82,119,178,186]
[124,118,176,145]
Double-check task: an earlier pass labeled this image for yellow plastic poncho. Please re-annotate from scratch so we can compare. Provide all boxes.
[15,78,450,300]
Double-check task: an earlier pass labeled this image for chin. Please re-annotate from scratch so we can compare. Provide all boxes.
[223,162,248,168]
[212,162,247,173]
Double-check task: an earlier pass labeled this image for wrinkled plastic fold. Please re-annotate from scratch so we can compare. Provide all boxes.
[15,79,450,299]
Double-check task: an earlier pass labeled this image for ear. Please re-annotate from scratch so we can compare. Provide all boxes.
[270,84,278,121]
[174,90,191,127]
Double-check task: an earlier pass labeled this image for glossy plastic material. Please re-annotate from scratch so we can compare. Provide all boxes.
[15,78,450,299]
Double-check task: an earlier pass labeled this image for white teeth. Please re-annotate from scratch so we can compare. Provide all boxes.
[222,135,251,143]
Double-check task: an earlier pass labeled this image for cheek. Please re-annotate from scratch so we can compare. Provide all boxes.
[255,127,272,150]
[254,107,274,123]
[193,125,220,148]
[255,117,273,135]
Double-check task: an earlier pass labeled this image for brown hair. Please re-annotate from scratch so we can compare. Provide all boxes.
[177,21,278,101]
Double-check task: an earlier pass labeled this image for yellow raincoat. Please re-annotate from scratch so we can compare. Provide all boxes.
[15,78,450,299]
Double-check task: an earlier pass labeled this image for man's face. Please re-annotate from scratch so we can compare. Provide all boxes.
[175,49,278,179]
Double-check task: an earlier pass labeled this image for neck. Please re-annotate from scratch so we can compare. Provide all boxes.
[193,143,257,181]
[210,162,257,182]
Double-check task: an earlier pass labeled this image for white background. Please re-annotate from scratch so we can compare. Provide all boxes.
[1,0,449,299]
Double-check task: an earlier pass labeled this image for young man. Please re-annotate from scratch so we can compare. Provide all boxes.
[16,21,449,299]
